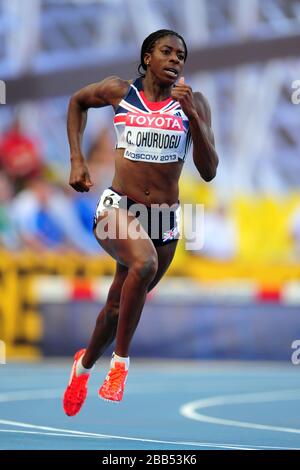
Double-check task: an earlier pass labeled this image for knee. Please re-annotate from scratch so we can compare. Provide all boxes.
[131,254,158,283]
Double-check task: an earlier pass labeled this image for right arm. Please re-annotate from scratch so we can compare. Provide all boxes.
[67,76,129,192]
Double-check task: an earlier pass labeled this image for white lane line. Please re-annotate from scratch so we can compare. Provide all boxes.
[239,444,300,450]
[0,429,98,438]
[0,419,255,450]
[180,389,300,434]
[0,429,299,450]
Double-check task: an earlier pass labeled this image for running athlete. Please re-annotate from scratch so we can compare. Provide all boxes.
[63,29,218,415]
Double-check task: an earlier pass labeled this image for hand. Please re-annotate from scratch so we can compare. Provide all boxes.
[69,159,94,192]
[171,77,198,120]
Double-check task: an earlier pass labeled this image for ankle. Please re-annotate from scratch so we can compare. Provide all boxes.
[76,355,94,376]
[111,352,130,371]
[82,356,94,369]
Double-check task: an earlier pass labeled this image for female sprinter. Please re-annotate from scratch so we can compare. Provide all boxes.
[63,29,218,416]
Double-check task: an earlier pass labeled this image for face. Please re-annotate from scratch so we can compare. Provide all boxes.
[144,35,185,84]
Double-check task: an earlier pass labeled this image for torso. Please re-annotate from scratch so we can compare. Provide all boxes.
[111,77,191,205]
[112,148,183,205]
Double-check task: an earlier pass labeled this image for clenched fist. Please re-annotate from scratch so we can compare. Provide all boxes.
[171,77,198,120]
[69,159,94,192]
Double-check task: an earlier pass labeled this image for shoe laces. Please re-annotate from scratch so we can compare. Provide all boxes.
[107,366,127,392]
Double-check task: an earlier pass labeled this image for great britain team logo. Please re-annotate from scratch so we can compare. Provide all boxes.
[162,227,178,242]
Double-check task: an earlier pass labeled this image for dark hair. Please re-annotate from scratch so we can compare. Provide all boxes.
[138,29,188,77]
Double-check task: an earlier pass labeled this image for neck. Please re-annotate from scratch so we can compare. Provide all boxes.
[142,73,172,102]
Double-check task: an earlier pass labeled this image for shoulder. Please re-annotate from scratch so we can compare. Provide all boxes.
[95,76,131,106]
[102,75,131,90]
[74,76,131,109]
[192,91,212,126]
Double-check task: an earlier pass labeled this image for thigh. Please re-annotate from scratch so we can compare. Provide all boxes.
[147,240,178,292]
[94,208,157,267]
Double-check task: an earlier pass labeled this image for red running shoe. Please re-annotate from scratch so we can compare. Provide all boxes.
[63,349,90,416]
[99,362,128,403]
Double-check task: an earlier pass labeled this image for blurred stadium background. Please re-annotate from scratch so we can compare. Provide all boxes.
[0,0,300,363]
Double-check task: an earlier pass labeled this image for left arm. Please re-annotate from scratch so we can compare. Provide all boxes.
[171,79,219,181]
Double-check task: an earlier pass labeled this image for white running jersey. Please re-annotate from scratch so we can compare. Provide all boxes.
[114,77,191,164]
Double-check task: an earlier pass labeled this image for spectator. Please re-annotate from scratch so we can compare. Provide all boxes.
[11,176,100,254]
[0,117,42,186]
